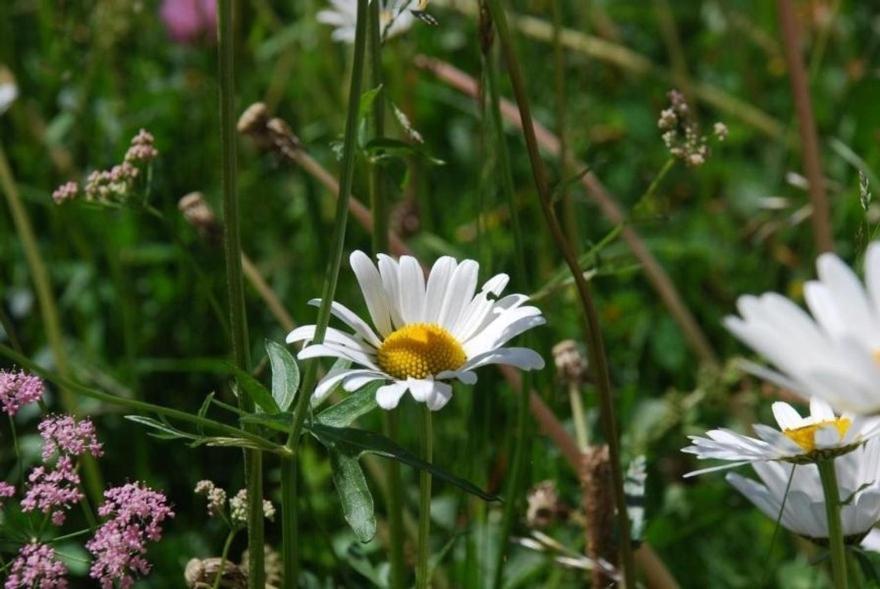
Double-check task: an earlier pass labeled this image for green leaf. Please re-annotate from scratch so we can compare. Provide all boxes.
[229,364,280,414]
[266,340,300,411]
[196,392,215,435]
[358,85,383,122]
[124,415,198,441]
[330,448,377,543]
[310,423,500,502]
[316,382,380,427]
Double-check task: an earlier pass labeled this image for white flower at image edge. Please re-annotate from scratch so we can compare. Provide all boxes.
[726,243,880,414]
[727,438,880,543]
[0,81,17,116]
[317,0,414,44]
[287,251,545,411]
[682,398,880,476]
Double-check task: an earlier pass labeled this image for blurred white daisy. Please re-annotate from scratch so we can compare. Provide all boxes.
[682,398,880,476]
[0,66,17,116]
[287,250,545,411]
[317,0,415,44]
[726,243,880,414]
[726,437,880,543]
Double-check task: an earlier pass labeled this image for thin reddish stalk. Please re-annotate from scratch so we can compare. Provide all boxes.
[777,0,834,253]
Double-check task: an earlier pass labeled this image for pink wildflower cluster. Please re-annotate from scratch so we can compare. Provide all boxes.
[86,482,175,589]
[0,480,14,508]
[51,181,78,204]
[0,369,44,416]
[21,456,82,526]
[4,543,69,589]
[52,129,158,205]
[38,414,104,461]
[21,415,103,525]
[657,89,726,167]
[160,0,217,44]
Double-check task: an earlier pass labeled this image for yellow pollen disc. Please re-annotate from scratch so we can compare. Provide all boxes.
[377,323,466,380]
[783,418,852,452]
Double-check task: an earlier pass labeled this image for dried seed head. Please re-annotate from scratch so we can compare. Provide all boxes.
[552,340,589,386]
[184,557,247,589]
[526,480,562,529]
[178,192,221,244]
[237,102,270,136]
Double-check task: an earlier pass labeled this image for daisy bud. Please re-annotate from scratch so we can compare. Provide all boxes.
[178,192,221,244]
[526,480,563,529]
[184,557,247,589]
[237,102,270,138]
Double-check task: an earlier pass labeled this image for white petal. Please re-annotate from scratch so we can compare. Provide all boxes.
[771,402,803,430]
[423,257,457,324]
[398,255,427,324]
[407,378,434,403]
[286,324,375,351]
[350,250,393,337]
[425,381,453,411]
[809,397,835,421]
[435,369,478,385]
[312,368,381,404]
[298,342,380,371]
[376,382,408,410]
[308,299,382,348]
[436,260,479,330]
[377,254,405,329]
[462,347,545,372]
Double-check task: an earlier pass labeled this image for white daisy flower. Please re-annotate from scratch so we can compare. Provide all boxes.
[287,250,545,411]
[726,437,880,543]
[317,0,415,44]
[682,398,880,476]
[725,244,880,414]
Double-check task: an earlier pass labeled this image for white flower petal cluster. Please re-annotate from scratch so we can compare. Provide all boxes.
[288,251,544,411]
[683,398,880,475]
[726,244,880,414]
[727,438,880,541]
[317,0,415,44]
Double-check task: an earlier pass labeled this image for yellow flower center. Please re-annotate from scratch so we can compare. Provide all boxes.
[783,418,852,452]
[377,323,466,380]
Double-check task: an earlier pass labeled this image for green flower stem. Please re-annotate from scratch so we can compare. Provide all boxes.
[0,344,289,455]
[568,383,589,451]
[416,406,433,589]
[212,528,240,589]
[368,5,405,587]
[0,145,104,504]
[216,1,263,586]
[481,23,534,587]
[281,1,369,586]
[483,0,636,586]
[818,458,848,589]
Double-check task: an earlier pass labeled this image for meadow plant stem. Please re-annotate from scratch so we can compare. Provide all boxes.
[281,0,369,585]
[483,0,636,585]
[551,0,579,248]
[0,145,104,504]
[777,0,834,254]
[568,383,589,451]
[482,28,534,587]
[212,528,239,589]
[817,459,848,589]
[417,406,434,589]
[368,5,405,586]
[216,1,264,586]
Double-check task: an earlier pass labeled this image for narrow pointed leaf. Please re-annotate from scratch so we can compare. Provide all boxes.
[316,382,380,427]
[229,364,280,414]
[330,448,377,543]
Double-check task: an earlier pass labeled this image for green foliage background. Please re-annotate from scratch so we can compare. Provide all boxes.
[2,0,880,587]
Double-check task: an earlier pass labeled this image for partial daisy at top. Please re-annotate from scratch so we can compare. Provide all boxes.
[682,397,880,476]
[726,243,880,414]
[287,251,545,411]
[727,437,880,544]
[317,0,428,44]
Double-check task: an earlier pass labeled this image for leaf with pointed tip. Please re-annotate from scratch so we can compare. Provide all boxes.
[266,340,300,411]
[229,364,280,414]
[329,448,377,543]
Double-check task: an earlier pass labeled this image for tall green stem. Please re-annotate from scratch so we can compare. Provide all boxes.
[483,0,636,585]
[368,5,405,587]
[0,145,104,504]
[818,459,848,589]
[416,406,433,589]
[481,21,533,587]
[212,528,240,589]
[281,1,369,585]
[216,2,263,586]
